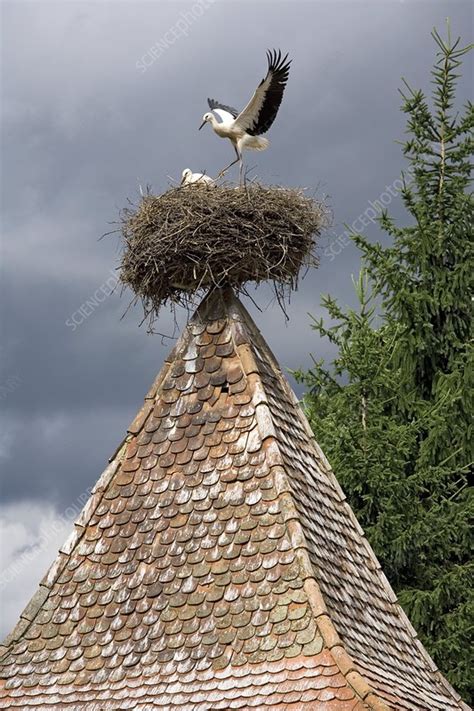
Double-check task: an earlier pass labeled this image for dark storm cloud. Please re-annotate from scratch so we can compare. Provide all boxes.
[0,0,472,631]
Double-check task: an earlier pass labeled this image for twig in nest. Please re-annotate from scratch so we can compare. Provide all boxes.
[112,182,329,332]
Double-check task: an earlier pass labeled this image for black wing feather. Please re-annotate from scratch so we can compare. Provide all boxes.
[247,49,291,136]
[207,98,239,118]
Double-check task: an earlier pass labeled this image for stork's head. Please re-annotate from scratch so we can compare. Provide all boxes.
[199,113,213,130]
[181,168,192,185]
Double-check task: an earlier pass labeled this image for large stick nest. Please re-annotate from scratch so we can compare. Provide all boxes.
[117,183,328,329]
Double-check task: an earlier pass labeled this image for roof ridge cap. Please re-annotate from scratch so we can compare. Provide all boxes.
[277,383,468,709]
[248,331,469,709]
[228,317,391,711]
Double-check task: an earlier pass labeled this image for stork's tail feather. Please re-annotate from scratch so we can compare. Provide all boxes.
[256,136,270,151]
[244,135,270,152]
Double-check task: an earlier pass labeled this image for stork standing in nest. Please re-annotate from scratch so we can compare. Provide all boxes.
[199,49,292,185]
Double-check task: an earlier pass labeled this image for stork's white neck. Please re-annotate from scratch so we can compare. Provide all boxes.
[209,114,221,129]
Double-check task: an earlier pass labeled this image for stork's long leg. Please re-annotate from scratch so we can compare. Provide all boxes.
[239,158,244,187]
[218,144,241,178]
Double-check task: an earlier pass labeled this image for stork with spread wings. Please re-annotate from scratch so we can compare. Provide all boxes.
[199,50,291,185]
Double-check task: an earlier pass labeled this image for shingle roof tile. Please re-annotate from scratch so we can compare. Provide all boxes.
[0,288,468,710]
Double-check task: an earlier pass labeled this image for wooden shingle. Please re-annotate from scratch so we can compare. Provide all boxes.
[0,288,467,710]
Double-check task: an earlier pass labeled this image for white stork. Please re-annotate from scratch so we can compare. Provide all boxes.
[180,168,215,186]
[199,49,291,185]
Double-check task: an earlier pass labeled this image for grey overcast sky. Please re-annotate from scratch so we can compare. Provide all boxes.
[0,0,472,638]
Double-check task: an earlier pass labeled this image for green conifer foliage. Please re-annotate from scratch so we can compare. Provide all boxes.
[295,27,473,702]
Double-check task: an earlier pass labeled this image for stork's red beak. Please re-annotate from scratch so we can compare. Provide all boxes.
[198,121,206,130]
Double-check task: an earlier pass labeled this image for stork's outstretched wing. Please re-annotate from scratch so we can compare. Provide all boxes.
[234,50,291,136]
[207,98,239,125]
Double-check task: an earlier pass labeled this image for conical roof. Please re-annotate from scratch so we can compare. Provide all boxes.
[0,288,468,710]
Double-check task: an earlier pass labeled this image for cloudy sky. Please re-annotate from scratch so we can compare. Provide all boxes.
[0,0,472,639]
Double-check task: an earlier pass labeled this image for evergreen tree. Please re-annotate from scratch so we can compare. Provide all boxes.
[295,26,473,702]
